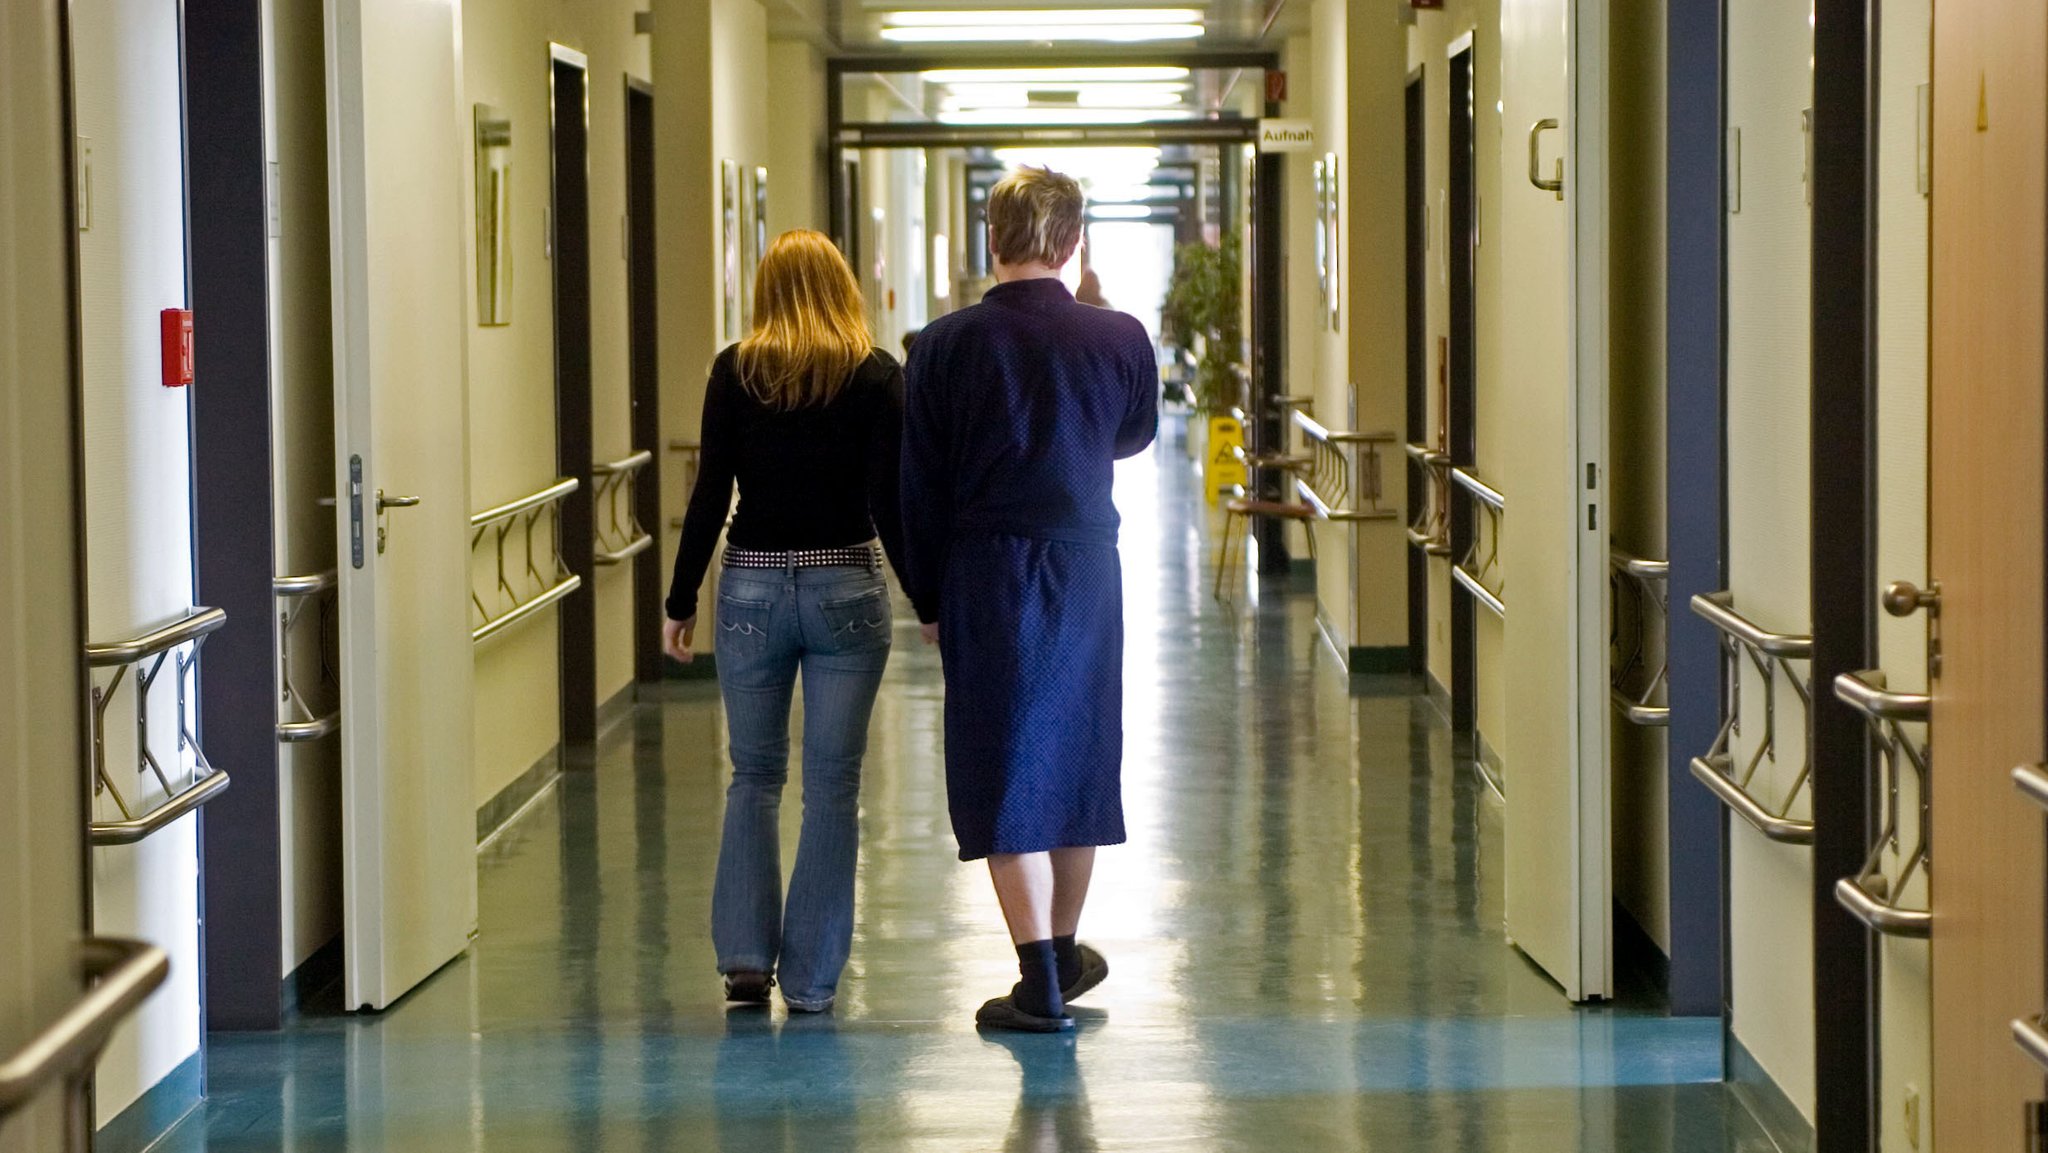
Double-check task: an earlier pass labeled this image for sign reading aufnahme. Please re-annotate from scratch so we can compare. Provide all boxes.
[1257,119,1316,152]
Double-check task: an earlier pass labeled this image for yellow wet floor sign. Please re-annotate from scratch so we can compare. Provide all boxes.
[1206,413,1247,505]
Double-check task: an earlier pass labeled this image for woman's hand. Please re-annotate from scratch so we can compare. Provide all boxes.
[920,622,940,646]
[663,616,697,663]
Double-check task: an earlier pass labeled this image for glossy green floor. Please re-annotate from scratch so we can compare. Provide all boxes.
[162,443,1773,1151]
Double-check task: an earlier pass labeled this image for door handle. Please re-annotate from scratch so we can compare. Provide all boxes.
[376,491,420,511]
[1882,579,1939,618]
[1527,118,1564,201]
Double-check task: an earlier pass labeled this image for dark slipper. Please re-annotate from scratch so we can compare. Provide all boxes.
[724,971,774,1005]
[1061,943,1109,1003]
[975,993,1074,1034]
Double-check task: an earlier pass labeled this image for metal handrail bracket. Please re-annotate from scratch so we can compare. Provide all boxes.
[85,607,227,668]
[1832,668,1931,723]
[1450,467,1506,512]
[91,770,230,846]
[1609,688,1669,727]
[1834,874,1931,938]
[1690,753,1815,844]
[1689,590,1813,659]
[469,477,579,530]
[592,448,654,476]
[274,571,340,744]
[1452,564,1507,619]
[0,939,169,1118]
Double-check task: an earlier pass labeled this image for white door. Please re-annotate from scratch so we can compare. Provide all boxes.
[324,0,477,1011]
[1,3,96,1143]
[1497,0,1612,1000]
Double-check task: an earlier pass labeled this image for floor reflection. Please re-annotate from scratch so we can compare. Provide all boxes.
[156,441,1768,1152]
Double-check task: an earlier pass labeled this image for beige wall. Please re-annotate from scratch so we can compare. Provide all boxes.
[463,0,652,808]
[1410,0,1504,749]
[653,0,782,653]
[1607,0,1672,953]
[265,0,342,973]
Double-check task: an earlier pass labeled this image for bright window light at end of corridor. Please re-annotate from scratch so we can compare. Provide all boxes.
[938,108,1195,125]
[1089,204,1153,219]
[884,8,1202,26]
[882,24,1204,42]
[919,67,1192,84]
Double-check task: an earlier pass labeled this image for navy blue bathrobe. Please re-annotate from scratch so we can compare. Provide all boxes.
[901,277,1159,861]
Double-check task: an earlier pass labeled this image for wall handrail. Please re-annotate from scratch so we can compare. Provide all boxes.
[86,608,230,845]
[1834,875,1931,938]
[1689,753,1816,844]
[469,477,579,530]
[1609,548,1670,727]
[1452,563,1506,619]
[592,448,654,476]
[91,770,231,846]
[591,451,655,566]
[473,572,582,644]
[1689,591,1812,659]
[1406,528,1452,557]
[2015,763,2048,811]
[0,938,170,1119]
[1450,467,1506,512]
[275,570,339,744]
[85,608,227,668]
[1287,411,1399,522]
[2013,1016,2048,1074]
[272,570,337,597]
[1404,442,1452,467]
[1832,668,1931,724]
[471,479,581,645]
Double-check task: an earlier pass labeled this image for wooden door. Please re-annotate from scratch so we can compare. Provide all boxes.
[1927,0,2048,1146]
[325,0,479,1011]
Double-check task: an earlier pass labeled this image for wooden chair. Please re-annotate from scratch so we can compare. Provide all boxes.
[1214,444,1317,600]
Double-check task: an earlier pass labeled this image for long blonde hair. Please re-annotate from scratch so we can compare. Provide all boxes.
[735,229,875,409]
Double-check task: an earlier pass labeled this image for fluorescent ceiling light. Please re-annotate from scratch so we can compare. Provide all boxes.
[920,66,1190,83]
[885,8,1201,26]
[882,23,1203,42]
[940,84,1187,111]
[1089,204,1154,219]
[938,107,1195,125]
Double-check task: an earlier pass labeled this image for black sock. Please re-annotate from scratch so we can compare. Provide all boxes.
[1014,939,1064,1018]
[1053,934,1081,989]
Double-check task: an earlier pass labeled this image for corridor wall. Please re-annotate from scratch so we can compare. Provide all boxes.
[73,0,203,1124]
[652,0,775,657]
[1723,0,1819,1122]
[462,0,652,808]
[1605,0,1673,964]
[1409,1,1505,755]
[264,0,343,982]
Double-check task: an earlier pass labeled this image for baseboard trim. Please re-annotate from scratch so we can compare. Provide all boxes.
[476,745,561,846]
[1728,1033,1815,1153]
[1474,729,1505,798]
[1423,671,1453,725]
[662,652,718,680]
[95,1050,201,1153]
[1346,645,1409,675]
[597,683,636,741]
[280,933,343,1018]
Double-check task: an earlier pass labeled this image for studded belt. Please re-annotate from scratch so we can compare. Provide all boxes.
[721,543,880,571]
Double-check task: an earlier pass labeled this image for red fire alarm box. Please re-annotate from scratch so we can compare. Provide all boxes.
[161,308,192,388]
[1265,70,1288,103]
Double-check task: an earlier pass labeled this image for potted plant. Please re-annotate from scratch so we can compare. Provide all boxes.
[1160,235,1247,466]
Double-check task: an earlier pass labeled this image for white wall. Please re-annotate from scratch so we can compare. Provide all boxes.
[72,0,202,1121]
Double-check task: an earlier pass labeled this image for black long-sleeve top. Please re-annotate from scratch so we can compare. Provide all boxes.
[665,345,934,623]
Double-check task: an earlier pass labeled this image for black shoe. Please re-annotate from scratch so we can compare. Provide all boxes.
[724,971,774,1005]
[975,993,1074,1034]
[1061,943,1109,1003]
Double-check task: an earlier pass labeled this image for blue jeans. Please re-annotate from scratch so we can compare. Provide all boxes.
[711,563,892,1009]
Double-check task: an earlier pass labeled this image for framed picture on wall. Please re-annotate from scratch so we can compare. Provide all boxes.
[753,165,769,267]
[721,158,741,342]
[1312,159,1329,322]
[1322,152,1341,331]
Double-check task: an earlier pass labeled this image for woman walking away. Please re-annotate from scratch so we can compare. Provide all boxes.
[901,167,1159,1033]
[662,228,935,1014]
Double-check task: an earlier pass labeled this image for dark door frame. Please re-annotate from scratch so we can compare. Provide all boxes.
[624,77,663,685]
[1403,69,1428,677]
[549,44,596,747]
[1807,0,1874,1145]
[1446,38,1478,736]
